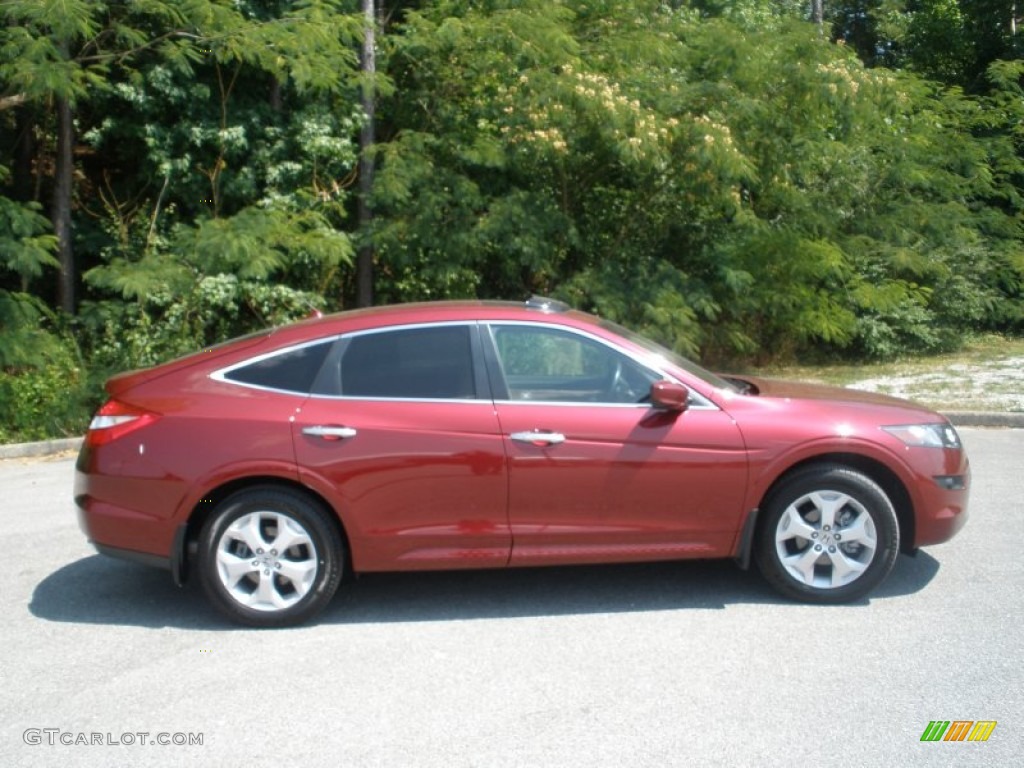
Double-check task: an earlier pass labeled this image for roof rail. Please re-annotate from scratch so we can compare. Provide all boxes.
[525,295,571,313]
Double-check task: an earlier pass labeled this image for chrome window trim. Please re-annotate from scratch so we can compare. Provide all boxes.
[212,321,484,400]
[491,399,676,409]
[334,321,483,401]
[210,318,721,410]
[340,319,479,338]
[210,337,339,396]
[484,320,720,410]
[304,395,492,404]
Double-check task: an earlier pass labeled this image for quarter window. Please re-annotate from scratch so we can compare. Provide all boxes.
[222,340,333,394]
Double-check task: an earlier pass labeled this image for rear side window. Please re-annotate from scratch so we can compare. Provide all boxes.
[222,341,333,394]
[339,325,476,399]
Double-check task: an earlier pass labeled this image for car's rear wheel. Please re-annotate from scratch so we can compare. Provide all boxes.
[755,465,899,603]
[197,487,343,627]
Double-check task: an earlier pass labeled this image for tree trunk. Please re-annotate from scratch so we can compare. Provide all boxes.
[53,94,76,314]
[13,106,36,292]
[812,0,824,32]
[356,0,376,308]
[269,76,282,112]
[12,105,35,203]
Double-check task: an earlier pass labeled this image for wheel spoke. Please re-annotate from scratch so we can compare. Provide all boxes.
[226,513,267,553]
[782,546,821,584]
[278,558,317,591]
[217,552,258,588]
[838,512,876,548]
[776,506,818,542]
[250,570,291,609]
[267,514,312,554]
[808,491,847,531]
[826,547,869,586]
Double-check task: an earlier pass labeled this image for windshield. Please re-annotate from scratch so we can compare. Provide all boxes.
[598,319,741,393]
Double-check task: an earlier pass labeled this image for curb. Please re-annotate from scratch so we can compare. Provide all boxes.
[944,412,1024,429]
[1,412,1020,460]
[0,437,83,460]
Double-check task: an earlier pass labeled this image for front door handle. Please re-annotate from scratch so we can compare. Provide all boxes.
[302,425,358,440]
[509,430,566,446]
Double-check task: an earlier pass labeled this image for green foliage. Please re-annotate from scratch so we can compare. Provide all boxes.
[2,0,1024,443]
[374,4,1022,362]
[85,206,352,298]
[0,291,61,368]
[2,0,364,287]
[0,332,93,442]
[0,183,92,440]
[1,1,365,441]
[902,0,971,82]
[826,0,1024,90]
[77,198,353,378]
[0,196,58,282]
[0,165,62,371]
[78,274,324,374]
[1,0,364,103]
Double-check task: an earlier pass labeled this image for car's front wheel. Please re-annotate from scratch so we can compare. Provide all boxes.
[197,486,344,627]
[756,465,900,603]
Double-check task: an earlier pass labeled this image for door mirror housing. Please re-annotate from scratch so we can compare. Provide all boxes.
[650,380,689,412]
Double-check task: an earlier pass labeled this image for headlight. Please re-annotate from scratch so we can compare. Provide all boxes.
[882,423,962,449]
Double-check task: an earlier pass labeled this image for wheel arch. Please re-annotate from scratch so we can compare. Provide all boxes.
[177,476,350,584]
[755,453,915,555]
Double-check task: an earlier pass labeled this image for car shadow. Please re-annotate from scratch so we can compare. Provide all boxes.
[873,549,943,599]
[29,551,941,630]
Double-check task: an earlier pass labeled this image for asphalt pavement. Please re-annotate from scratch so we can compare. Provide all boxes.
[1,428,1021,767]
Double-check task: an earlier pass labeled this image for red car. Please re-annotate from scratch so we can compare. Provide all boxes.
[75,297,969,626]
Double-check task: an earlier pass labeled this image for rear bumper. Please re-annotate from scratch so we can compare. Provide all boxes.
[77,503,189,585]
[91,541,172,571]
[75,448,189,583]
[74,492,178,561]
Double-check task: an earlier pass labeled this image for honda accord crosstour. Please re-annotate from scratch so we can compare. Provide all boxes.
[75,297,969,626]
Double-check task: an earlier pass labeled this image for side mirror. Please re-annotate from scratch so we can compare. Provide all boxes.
[650,380,689,412]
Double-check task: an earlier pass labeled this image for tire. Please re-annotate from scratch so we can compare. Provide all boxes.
[197,486,344,627]
[755,465,899,604]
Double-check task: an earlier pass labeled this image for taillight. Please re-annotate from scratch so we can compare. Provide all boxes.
[86,399,160,447]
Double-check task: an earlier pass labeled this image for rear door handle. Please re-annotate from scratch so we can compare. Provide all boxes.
[509,430,566,446]
[302,425,358,440]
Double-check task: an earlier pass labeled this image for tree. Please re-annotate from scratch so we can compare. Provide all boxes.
[357,0,378,307]
[0,164,59,367]
[1,0,364,315]
[373,1,1022,360]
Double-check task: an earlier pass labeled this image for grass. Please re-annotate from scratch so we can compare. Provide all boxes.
[749,334,1024,413]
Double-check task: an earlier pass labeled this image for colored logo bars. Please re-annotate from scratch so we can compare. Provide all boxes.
[920,721,997,742]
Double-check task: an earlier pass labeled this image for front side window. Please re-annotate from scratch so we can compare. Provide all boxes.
[489,325,659,403]
[339,325,477,399]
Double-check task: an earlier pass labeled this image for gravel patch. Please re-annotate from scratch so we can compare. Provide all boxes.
[848,355,1024,412]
